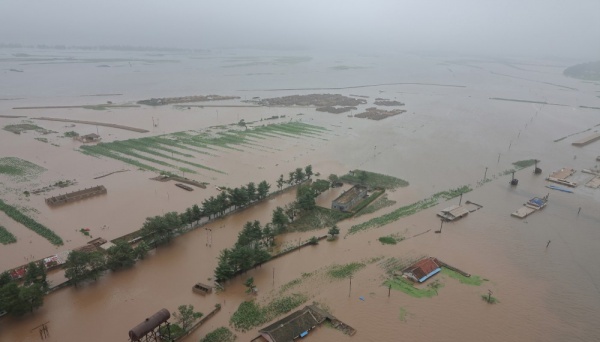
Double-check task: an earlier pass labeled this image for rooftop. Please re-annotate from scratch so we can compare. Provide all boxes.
[333,185,366,205]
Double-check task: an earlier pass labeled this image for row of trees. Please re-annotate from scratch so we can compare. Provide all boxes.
[0,262,48,316]
[276,165,313,190]
[65,241,149,287]
[141,181,272,246]
[214,221,272,283]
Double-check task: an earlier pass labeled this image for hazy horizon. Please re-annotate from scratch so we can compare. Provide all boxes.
[1,0,599,60]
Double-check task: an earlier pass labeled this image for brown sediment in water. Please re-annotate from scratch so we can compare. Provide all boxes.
[0,51,599,342]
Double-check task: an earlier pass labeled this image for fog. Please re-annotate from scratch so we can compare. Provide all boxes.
[1,0,599,58]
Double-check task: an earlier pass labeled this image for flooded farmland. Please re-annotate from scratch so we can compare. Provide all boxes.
[1,48,599,342]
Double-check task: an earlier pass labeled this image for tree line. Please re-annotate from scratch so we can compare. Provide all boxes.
[0,166,314,317]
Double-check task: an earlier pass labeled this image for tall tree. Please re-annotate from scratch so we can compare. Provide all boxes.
[191,204,202,224]
[257,180,270,200]
[106,241,136,271]
[173,304,203,331]
[271,206,289,232]
[64,250,91,286]
[64,250,106,286]
[294,168,306,184]
[246,182,257,202]
[305,165,313,180]
[296,185,316,211]
[24,262,48,292]
[134,241,150,260]
[288,171,295,185]
[277,174,285,190]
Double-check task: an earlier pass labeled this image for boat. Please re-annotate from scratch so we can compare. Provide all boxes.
[192,282,213,295]
[546,185,574,193]
[175,183,193,191]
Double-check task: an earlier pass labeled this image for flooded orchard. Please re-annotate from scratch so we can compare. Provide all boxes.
[0,49,599,341]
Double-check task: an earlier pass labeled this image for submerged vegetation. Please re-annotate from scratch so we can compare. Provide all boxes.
[385,276,441,298]
[441,267,484,286]
[3,123,46,134]
[0,225,17,244]
[378,233,405,245]
[327,262,366,279]
[0,199,63,245]
[340,170,409,190]
[200,327,237,342]
[348,186,471,235]
[79,122,326,174]
[0,157,46,180]
[230,294,307,332]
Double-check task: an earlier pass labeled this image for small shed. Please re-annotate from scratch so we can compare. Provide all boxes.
[437,205,469,221]
[77,133,101,143]
[331,185,367,212]
[403,257,441,283]
[259,306,326,342]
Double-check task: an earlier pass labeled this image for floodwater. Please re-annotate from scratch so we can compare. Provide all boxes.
[0,48,599,341]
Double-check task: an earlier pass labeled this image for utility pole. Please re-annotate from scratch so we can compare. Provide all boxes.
[459,193,463,206]
[483,167,488,182]
[388,284,391,297]
[349,276,352,297]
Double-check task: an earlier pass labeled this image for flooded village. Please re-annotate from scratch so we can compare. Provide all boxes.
[0,46,600,342]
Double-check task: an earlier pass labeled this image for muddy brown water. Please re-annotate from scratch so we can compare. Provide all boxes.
[1,49,599,341]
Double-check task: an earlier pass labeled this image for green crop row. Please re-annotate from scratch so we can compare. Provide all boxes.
[348,185,471,235]
[0,199,63,245]
[0,225,17,244]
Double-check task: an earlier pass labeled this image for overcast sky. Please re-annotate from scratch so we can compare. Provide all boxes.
[1,0,599,59]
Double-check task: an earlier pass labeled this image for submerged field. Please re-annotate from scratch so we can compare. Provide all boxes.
[79,122,327,175]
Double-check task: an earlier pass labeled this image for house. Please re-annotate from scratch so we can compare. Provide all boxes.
[437,205,469,221]
[403,257,441,283]
[259,306,326,342]
[331,185,367,212]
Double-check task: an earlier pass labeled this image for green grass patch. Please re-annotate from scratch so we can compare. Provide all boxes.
[351,189,384,214]
[512,159,538,169]
[3,123,43,134]
[348,185,471,235]
[378,236,397,245]
[288,206,352,232]
[441,267,484,286]
[327,262,365,279]
[0,157,46,180]
[0,199,63,245]
[378,234,404,245]
[230,293,307,332]
[200,327,237,342]
[385,277,440,298]
[34,137,48,143]
[0,225,17,244]
[354,194,396,217]
[340,170,409,190]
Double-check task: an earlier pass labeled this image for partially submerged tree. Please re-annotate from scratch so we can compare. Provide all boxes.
[106,241,136,271]
[328,225,340,238]
[64,250,106,286]
[173,304,203,331]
